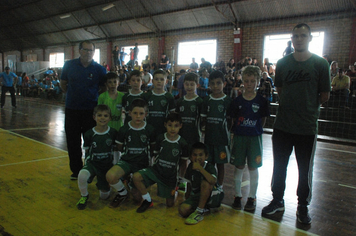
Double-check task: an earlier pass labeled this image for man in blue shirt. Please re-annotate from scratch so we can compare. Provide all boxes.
[60,40,106,180]
[0,66,18,108]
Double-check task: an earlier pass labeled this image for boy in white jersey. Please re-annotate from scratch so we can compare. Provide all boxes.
[230,66,270,211]
[106,98,156,208]
[76,105,118,210]
[122,70,143,125]
[142,69,175,135]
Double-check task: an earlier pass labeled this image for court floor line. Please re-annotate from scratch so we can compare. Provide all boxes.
[318,146,356,155]
[0,155,68,167]
[338,184,356,189]
[8,127,56,131]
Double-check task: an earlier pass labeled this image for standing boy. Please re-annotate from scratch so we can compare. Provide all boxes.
[122,70,143,125]
[98,72,125,132]
[142,70,175,135]
[179,142,223,225]
[262,23,330,224]
[106,98,156,208]
[0,66,18,108]
[201,70,232,189]
[175,72,203,190]
[230,66,270,211]
[133,113,188,213]
[76,105,118,210]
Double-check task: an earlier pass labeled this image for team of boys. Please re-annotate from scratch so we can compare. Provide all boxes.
[77,65,269,225]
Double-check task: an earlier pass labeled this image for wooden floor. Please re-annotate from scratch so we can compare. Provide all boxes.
[0,96,355,236]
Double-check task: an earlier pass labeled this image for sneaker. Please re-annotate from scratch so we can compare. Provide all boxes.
[109,193,127,208]
[244,198,256,211]
[297,206,311,224]
[232,196,242,210]
[136,200,153,213]
[185,210,204,225]
[76,195,89,210]
[262,199,285,215]
[70,174,78,180]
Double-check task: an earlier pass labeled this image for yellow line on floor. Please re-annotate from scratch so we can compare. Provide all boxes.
[0,156,68,167]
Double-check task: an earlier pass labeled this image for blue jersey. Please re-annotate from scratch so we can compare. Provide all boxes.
[0,72,17,87]
[230,94,270,136]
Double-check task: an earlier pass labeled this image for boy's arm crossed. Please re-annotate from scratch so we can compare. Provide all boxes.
[192,160,216,186]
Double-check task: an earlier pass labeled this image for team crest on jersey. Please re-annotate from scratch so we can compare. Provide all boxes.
[190,105,196,112]
[161,99,167,107]
[172,148,179,157]
[106,139,113,146]
[179,106,184,112]
[252,103,260,113]
[218,105,224,112]
[140,134,147,143]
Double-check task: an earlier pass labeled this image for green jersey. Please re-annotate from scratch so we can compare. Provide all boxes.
[122,91,144,125]
[142,90,175,135]
[152,133,189,186]
[201,94,232,145]
[185,161,217,195]
[175,95,203,145]
[116,121,156,166]
[83,127,117,168]
[98,91,125,131]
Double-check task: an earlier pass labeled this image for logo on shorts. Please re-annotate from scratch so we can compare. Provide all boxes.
[172,148,179,157]
[219,151,227,160]
[252,103,260,113]
[218,105,224,112]
[106,139,113,146]
[161,99,167,107]
[256,155,262,164]
[190,105,196,112]
[140,135,147,143]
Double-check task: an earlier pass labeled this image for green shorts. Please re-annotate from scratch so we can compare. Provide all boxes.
[83,162,113,192]
[138,167,176,199]
[116,160,148,177]
[230,135,263,168]
[207,145,230,164]
[182,185,224,209]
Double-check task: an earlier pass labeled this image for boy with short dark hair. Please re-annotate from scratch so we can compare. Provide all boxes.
[106,98,156,208]
[201,70,232,189]
[230,65,270,211]
[132,113,188,213]
[122,70,143,125]
[76,104,118,210]
[142,69,175,135]
[179,142,223,225]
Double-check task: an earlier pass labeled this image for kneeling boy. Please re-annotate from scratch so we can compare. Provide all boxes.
[179,142,224,225]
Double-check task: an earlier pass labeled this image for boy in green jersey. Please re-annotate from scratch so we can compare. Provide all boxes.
[122,70,143,125]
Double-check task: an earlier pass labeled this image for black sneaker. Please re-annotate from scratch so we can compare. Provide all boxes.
[136,200,153,213]
[262,199,285,215]
[76,195,89,210]
[70,174,78,180]
[232,196,242,210]
[109,193,127,208]
[297,205,311,224]
[244,198,256,211]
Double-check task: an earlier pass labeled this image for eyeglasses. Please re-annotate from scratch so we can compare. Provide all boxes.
[80,48,94,52]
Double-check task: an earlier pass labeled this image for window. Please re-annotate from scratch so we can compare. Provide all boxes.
[178,40,217,65]
[93,49,100,64]
[49,53,64,68]
[121,45,149,65]
[263,32,325,64]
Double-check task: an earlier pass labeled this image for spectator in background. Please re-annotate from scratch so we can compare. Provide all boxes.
[102,61,110,72]
[258,72,275,102]
[60,40,106,180]
[142,55,150,71]
[149,59,158,75]
[16,73,22,96]
[263,58,275,76]
[133,43,139,63]
[141,70,153,91]
[160,53,170,70]
[330,61,338,80]
[283,40,294,57]
[119,48,127,67]
[200,58,212,72]
[214,56,226,74]
[190,58,199,71]
[227,58,235,71]
[331,68,350,107]
[0,66,18,108]
[112,46,120,70]
[252,58,259,67]
[197,68,209,98]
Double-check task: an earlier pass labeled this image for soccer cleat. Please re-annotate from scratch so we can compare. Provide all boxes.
[70,174,78,180]
[262,199,285,215]
[76,195,89,210]
[109,193,127,208]
[136,200,153,213]
[244,198,256,211]
[178,182,187,192]
[185,210,204,225]
[232,196,242,210]
[297,205,312,224]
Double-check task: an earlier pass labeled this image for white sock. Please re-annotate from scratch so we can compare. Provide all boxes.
[78,169,90,196]
[110,180,127,195]
[142,193,152,202]
[100,190,111,200]
[234,168,244,197]
[248,169,259,199]
[113,151,120,165]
